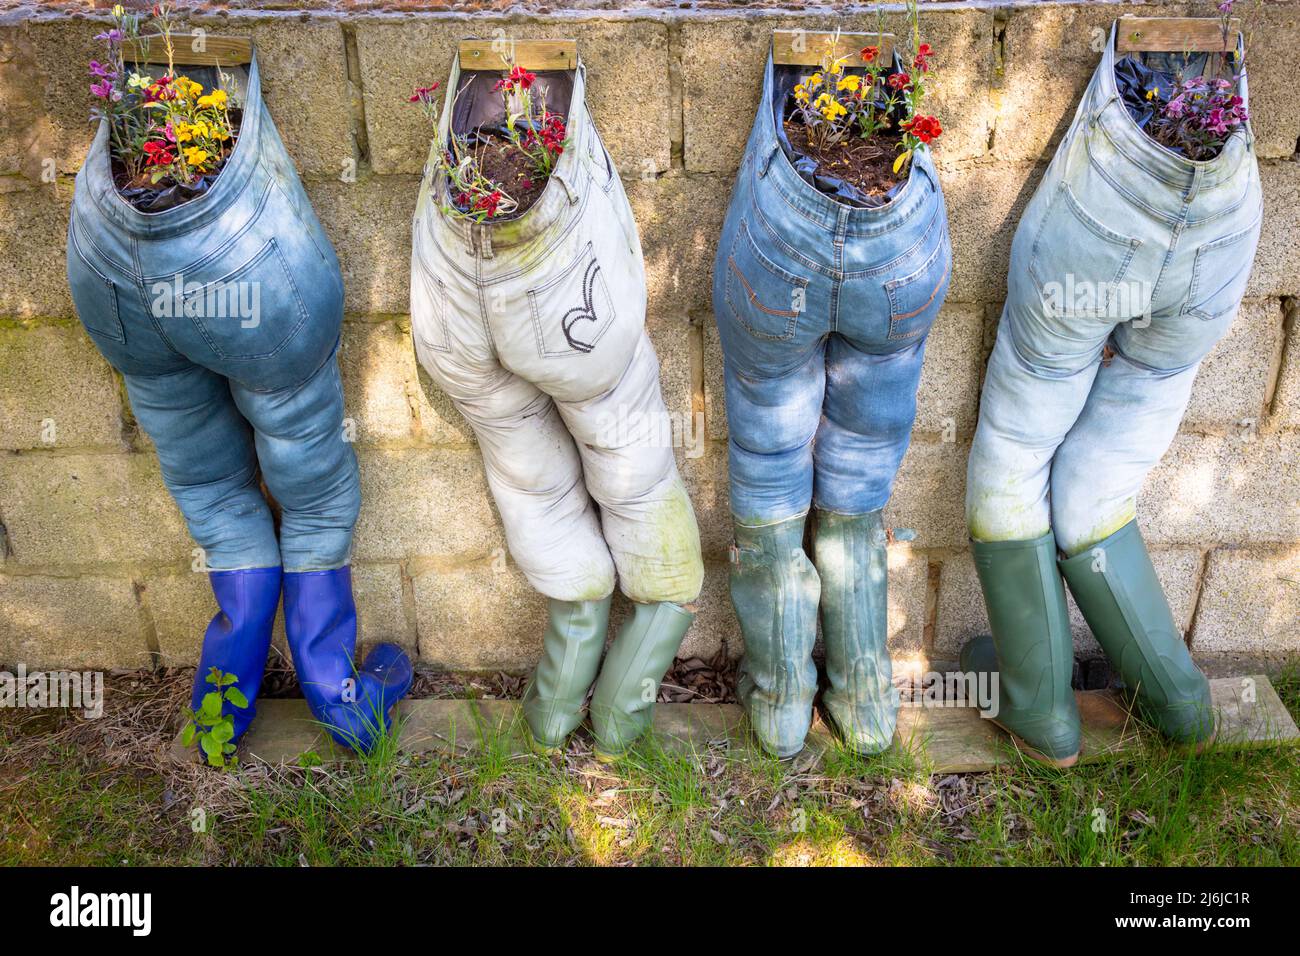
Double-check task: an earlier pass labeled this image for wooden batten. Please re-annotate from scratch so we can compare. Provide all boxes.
[458,38,578,71]
[1116,17,1241,53]
[125,33,253,66]
[772,29,896,67]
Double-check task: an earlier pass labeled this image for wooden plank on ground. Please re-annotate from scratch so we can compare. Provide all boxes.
[1115,17,1240,53]
[171,675,1298,771]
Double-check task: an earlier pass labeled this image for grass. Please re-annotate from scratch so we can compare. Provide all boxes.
[1,668,1298,866]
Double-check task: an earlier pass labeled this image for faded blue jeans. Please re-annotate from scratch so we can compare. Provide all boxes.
[714,53,952,526]
[66,54,357,572]
[967,26,1262,555]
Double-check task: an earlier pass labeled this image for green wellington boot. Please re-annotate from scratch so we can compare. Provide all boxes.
[960,532,1082,766]
[1059,520,1215,746]
[730,515,821,758]
[814,509,898,755]
[589,600,696,758]
[521,597,613,750]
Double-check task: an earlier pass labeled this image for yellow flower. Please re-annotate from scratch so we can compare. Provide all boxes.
[174,76,204,100]
[828,60,844,76]
[814,92,846,121]
[1145,86,1160,100]
[184,146,211,167]
[837,73,861,93]
[807,72,824,89]
[197,89,229,110]
[794,84,810,104]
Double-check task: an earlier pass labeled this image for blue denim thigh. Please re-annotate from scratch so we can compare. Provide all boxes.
[230,345,359,572]
[124,365,280,571]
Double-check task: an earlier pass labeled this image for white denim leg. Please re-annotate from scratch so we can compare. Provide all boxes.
[1050,350,1200,557]
[557,332,704,605]
[415,338,616,601]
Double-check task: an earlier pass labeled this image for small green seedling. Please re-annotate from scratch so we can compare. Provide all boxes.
[182,667,248,769]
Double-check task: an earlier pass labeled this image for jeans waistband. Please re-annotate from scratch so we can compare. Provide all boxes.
[747,50,939,239]
[425,56,595,256]
[83,51,267,240]
[1085,22,1252,204]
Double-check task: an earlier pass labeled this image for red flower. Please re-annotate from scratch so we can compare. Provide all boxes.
[913,42,934,72]
[408,82,440,103]
[860,45,880,63]
[142,140,174,166]
[474,189,504,217]
[887,72,911,91]
[902,114,942,143]
[495,66,537,95]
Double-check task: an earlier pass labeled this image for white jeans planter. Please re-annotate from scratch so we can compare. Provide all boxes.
[410,57,703,606]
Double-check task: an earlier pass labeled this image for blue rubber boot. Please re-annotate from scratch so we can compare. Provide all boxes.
[282,567,413,753]
[190,567,283,744]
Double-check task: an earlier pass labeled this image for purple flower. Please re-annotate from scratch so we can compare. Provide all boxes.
[94,29,123,44]
[88,59,117,80]
[1217,0,1235,15]
[90,79,113,99]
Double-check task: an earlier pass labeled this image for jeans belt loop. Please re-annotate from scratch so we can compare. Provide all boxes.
[556,170,581,205]
[477,222,495,259]
[1090,93,1119,129]
[756,140,779,178]
[1184,164,1204,204]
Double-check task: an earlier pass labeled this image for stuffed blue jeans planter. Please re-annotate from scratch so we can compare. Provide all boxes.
[960,23,1259,763]
[66,49,410,753]
[713,50,952,757]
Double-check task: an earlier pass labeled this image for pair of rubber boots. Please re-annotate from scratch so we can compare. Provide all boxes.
[961,521,1215,766]
[729,509,898,759]
[519,596,696,759]
[192,566,413,756]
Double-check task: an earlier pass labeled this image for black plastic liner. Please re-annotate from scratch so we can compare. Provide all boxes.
[452,69,573,135]
[771,57,910,208]
[110,64,248,212]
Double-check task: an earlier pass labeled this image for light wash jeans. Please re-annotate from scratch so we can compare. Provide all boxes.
[713,52,952,525]
[410,58,703,605]
[967,26,1261,555]
[66,55,357,572]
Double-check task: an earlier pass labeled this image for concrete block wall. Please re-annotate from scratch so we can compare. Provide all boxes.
[1,1,1297,677]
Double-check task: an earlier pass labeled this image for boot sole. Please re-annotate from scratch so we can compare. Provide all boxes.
[990,718,1081,768]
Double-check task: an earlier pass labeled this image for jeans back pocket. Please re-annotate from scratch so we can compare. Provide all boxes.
[411,255,452,353]
[724,219,808,342]
[1181,212,1262,321]
[885,224,951,342]
[527,241,617,358]
[1028,182,1142,320]
[68,221,127,346]
[173,238,310,361]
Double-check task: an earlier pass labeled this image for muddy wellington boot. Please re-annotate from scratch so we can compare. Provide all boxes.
[814,510,898,755]
[521,597,613,751]
[960,532,1082,767]
[283,567,413,753]
[730,515,821,758]
[191,567,283,745]
[589,601,696,758]
[1059,520,1215,747]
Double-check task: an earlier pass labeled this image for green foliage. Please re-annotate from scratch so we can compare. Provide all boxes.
[181,667,247,770]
